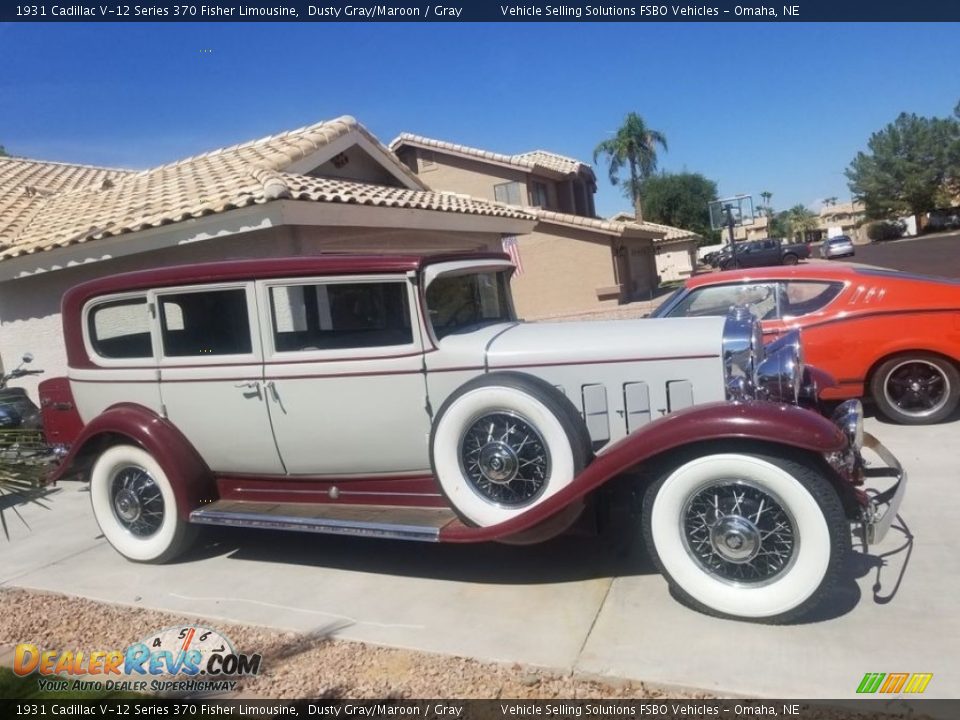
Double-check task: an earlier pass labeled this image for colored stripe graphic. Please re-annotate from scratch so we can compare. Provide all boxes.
[857,673,885,693]
[903,673,933,694]
[880,673,909,694]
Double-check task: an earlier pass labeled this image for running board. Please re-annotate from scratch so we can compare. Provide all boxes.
[189,500,455,542]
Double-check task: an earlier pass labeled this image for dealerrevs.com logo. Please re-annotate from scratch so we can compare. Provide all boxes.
[856,672,933,694]
[14,625,262,694]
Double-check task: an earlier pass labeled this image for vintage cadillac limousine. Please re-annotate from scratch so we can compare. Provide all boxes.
[40,253,906,622]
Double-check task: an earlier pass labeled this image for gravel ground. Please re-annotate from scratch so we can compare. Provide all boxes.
[0,587,710,700]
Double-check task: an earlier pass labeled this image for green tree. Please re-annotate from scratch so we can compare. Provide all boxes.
[636,172,719,242]
[594,113,668,222]
[0,145,7,157]
[759,191,773,217]
[845,111,960,220]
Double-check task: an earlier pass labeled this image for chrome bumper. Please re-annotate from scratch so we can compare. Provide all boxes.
[860,432,907,546]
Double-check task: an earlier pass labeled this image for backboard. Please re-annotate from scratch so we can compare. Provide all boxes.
[709,195,755,231]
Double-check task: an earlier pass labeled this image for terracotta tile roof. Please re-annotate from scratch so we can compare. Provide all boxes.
[0,158,132,250]
[389,133,595,180]
[609,212,702,242]
[0,117,531,262]
[536,209,665,239]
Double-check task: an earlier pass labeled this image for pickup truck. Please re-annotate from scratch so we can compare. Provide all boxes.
[718,237,810,270]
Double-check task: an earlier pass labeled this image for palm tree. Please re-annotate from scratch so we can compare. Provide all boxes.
[760,191,773,217]
[786,204,819,243]
[593,113,667,222]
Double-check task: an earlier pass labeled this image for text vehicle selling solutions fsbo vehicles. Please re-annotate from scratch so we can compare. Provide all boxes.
[41,253,905,623]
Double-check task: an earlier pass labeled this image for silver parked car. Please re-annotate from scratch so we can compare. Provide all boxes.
[820,235,855,259]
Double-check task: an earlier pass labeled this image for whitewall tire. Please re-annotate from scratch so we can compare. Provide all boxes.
[430,373,590,528]
[642,450,848,623]
[89,444,195,563]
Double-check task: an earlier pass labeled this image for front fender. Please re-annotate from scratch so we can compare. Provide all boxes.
[440,401,846,542]
[49,403,215,520]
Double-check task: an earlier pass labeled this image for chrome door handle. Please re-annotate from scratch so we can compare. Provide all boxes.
[234,381,260,389]
[264,380,280,401]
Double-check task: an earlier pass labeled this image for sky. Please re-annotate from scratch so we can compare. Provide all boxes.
[2,22,958,219]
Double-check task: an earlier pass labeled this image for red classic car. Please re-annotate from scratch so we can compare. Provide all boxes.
[653,264,960,424]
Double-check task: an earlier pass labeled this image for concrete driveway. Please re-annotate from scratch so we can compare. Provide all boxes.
[2,413,957,699]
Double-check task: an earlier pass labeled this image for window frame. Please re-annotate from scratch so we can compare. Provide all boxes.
[82,291,160,367]
[661,282,780,320]
[255,274,423,362]
[151,282,261,366]
[777,280,846,320]
[493,181,522,206]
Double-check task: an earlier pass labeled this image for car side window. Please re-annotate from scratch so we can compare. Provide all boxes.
[779,281,844,318]
[268,281,412,352]
[158,288,252,357]
[88,296,153,359]
[665,283,778,320]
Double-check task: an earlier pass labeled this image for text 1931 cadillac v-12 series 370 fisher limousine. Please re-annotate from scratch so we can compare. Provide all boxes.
[38,253,905,623]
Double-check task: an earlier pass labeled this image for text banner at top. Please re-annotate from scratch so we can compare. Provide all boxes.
[4,1,960,23]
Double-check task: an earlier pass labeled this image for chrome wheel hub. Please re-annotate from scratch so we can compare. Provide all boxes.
[884,360,950,418]
[682,480,797,586]
[460,412,550,507]
[709,516,760,563]
[478,442,518,484]
[110,466,164,538]
[114,488,142,524]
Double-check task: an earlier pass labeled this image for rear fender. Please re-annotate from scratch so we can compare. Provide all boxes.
[440,401,846,542]
[49,403,215,520]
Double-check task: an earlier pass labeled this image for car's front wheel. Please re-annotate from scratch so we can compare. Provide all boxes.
[782,253,800,265]
[89,444,196,563]
[642,449,848,623]
[871,353,960,424]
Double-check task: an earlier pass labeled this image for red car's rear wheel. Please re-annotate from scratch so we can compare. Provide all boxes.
[871,353,960,424]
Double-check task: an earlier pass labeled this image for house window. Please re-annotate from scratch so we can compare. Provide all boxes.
[88,297,152,359]
[269,281,412,352]
[159,288,252,357]
[528,181,549,208]
[494,181,522,206]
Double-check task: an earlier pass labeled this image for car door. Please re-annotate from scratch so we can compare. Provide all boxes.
[257,275,431,476]
[760,280,847,345]
[154,283,284,475]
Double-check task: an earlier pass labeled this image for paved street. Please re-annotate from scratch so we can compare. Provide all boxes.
[837,230,960,277]
[2,412,958,699]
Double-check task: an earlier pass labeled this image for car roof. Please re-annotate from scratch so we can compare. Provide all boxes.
[685,263,960,289]
[685,264,861,288]
[64,252,510,300]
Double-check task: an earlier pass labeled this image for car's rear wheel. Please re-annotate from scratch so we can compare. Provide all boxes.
[642,449,848,623]
[782,253,799,265]
[430,373,590,529]
[89,444,196,563]
[871,353,960,424]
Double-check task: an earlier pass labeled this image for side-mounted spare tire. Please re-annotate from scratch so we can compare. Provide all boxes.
[429,372,591,529]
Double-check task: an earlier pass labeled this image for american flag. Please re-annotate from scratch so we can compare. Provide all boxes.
[501,235,524,275]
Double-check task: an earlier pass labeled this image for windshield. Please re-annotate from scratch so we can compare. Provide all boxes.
[426,271,514,339]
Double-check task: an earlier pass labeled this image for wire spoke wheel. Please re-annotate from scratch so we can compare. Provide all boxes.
[884,359,950,418]
[459,411,550,508]
[110,465,165,538]
[682,480,797,586]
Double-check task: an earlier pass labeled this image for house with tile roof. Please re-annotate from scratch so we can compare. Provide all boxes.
[390,133,668,319]
[0,116,535,393]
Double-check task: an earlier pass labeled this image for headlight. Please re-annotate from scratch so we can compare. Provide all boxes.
[755,329,804,404]
[831,398,864,450]
[722,306,764,399]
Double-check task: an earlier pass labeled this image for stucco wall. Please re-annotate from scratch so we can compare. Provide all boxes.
[509,225,618,320]
[414,153,529,205]
[0,225,497,400]
[654,240,697,282]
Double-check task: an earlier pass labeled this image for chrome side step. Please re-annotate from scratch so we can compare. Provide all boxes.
[190,501,455,542]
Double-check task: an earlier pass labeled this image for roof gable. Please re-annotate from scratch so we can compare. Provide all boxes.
[389,133,596,182]
[0,117,530,264]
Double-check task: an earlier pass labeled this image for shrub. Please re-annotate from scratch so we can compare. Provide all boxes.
[865,220,904,241]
